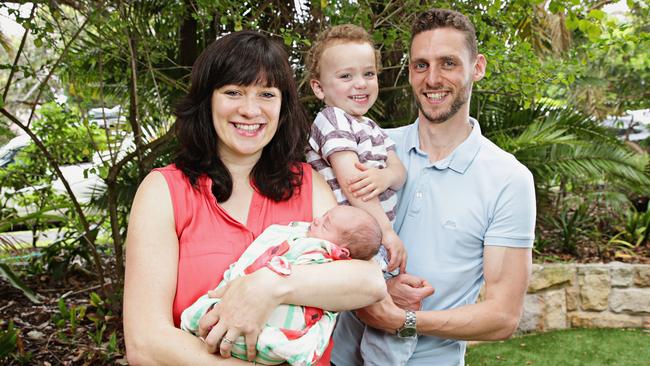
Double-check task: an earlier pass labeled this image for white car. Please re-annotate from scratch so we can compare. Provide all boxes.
[0,134,121,220]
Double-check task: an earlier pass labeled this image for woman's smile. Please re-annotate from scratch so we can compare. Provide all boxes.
[212,84,281,158]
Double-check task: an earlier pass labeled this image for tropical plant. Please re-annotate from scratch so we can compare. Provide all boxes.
[480,101,650,198]
[609,204,650,253]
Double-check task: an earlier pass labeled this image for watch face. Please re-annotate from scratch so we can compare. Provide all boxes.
[398,327,416,338]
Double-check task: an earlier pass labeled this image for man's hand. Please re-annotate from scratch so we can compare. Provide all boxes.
[355,295,404,333]
[387,274,434,311]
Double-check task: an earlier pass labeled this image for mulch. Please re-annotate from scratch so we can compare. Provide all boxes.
[0,271,125,366]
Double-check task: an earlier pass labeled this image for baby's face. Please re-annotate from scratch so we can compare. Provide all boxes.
[307,206,355,243]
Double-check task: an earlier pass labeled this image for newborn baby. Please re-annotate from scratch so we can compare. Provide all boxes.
[181,205,382,366]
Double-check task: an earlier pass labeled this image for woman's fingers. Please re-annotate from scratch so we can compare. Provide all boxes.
[208,282,229,298]
[244,329,260,361]
[198,306,220,338]
[203,317,226,353]
[219,329,241,358]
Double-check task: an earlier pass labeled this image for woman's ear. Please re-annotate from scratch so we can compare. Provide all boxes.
[310,79,325,101]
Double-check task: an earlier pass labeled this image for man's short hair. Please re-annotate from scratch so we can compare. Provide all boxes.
[411,8,478,58]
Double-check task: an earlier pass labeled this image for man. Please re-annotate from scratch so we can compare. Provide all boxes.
[332,8,536,366]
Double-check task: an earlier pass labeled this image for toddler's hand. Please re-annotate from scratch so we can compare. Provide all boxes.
[382,230,407,273]
[348,162,393,201]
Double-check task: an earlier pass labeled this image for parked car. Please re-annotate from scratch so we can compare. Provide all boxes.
[0,134,31,169]
[0,132,133,223]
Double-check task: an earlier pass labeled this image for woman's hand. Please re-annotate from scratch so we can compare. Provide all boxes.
[198,268,287,361]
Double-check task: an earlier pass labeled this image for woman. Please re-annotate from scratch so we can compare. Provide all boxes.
[123,31,386,365]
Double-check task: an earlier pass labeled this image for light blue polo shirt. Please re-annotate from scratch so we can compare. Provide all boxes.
[332,118,536,366]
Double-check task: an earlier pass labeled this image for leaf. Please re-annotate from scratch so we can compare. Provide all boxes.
[89,291,102,307]
[0,263,41,304]
[0,321,18,358]
[588,9,606,21]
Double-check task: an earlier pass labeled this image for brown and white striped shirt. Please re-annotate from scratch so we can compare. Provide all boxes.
[306,106,397,222]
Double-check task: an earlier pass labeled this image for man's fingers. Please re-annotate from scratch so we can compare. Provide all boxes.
[397,273,427,287]
[413,285,435,300]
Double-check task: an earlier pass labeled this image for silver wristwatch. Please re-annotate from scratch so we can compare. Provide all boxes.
[397,310,417,338]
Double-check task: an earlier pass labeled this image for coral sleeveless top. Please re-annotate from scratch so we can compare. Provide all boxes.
[154,164,314,327]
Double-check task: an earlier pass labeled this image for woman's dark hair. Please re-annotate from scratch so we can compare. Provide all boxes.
[174,31,310,202]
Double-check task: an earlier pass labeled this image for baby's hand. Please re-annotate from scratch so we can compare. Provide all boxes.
[382,230,407,273]
[348,162,393,201]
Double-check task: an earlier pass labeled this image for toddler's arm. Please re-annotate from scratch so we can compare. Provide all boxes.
[348,151,406,201]
[329,151,407,272]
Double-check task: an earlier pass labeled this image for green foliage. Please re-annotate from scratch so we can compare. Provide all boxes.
[546,202,594,254]
[481,102,650,197]
[52,297,87,339]
[480,101,650,256]
[0,263,40,303]
[27,226,99,282]
[609,204,650,251]
[0,320,18,359]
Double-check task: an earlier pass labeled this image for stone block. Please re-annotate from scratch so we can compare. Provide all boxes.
[610,289,650,313]
[578,266,610,311]
[518,294,543,333]
[609,262,634,287]
[568,312,642,328]
[528,264,575,293]
[566,287,579,311]
[543,289,567,330]
[634,266,650,287]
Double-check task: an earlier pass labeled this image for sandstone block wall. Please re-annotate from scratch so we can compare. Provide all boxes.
[517,262,650,333]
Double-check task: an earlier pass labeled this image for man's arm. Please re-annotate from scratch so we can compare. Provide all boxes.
[357,245,531,341]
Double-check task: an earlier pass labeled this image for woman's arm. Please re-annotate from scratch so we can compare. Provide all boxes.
[198,169,387,356]
[311,167,337,217]
[123,172,253,365]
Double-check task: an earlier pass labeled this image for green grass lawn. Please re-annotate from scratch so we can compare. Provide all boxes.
[466,328,650,366]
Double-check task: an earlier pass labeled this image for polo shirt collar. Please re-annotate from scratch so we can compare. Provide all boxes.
[407,117,482,174]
